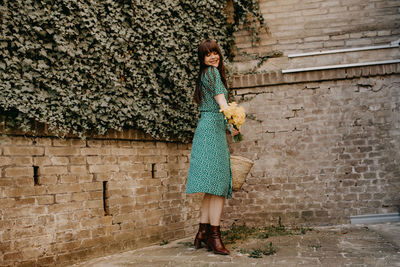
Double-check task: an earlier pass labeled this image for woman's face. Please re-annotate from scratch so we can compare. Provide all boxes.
[204,51,220,68]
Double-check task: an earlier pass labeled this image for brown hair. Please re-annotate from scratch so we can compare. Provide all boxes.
[193,40,229,105]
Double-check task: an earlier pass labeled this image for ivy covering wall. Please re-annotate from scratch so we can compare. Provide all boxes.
[0,0,263,142]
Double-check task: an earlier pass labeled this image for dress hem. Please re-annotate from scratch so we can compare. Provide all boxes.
[185,190,232,199]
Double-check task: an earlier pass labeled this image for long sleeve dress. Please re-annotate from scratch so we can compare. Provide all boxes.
[185,66,233,199]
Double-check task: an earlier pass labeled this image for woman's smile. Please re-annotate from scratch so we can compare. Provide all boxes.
[204,51,220,68]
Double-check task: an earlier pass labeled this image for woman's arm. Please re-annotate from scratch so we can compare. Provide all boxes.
[214,94,240,136]
[214,94,228,110]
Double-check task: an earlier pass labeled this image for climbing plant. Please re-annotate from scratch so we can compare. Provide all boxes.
[0,0,264,142]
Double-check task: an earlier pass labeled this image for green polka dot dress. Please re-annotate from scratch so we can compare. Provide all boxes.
[186,67,232,199]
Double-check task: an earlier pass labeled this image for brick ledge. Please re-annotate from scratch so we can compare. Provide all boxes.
[231,62,400,89]
[0,121,161,142]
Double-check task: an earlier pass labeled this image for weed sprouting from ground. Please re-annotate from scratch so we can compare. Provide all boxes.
[309,244,322,249]
[221,217,312,258]
[263,242,277,255]
[238,248,248,254]
[223,216,308,242]
[239,242,277,258]
[248,249,263,258]
[159,240,169,246]
[254,231,269,239]
[301,227,312,234]
[221,223,257,245]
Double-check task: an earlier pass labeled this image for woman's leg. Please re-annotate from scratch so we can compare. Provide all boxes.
[194,193,212,249]
[209,195,225,226]
[207,194,229,255]
[200,193,211,223]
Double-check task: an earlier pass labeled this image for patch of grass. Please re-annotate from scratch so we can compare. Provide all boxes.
[301,227,313,235]
[238,248,248,254]
[159,240,169,246]
[309,244,322,249]
[222,217,313,258]
[248,249,263,258]
[240,242,277,258]
[258,217,294,237]
[221,223,257,244]
[223,217,310,244]
[262,242,277,255]
[254,230,269,239]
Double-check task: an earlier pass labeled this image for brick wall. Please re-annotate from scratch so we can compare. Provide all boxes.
[224,0,400,227]
[1,1,400,265]
[231,0,400,74]
[222,63,400,227]
[235,0,400,56]
[0,128,201,266]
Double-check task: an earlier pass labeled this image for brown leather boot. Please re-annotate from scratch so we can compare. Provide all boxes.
[207,225,230,255]
[194,223,210,249]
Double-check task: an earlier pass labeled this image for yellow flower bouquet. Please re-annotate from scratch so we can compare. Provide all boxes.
[220,102,246,142]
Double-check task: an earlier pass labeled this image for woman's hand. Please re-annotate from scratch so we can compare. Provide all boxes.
[231,126,240,136]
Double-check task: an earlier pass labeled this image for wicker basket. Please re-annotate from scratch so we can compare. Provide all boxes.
[230,155,254,191]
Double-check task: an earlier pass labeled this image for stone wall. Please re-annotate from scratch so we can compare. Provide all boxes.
[222,0,400,227]
[231,0,400,73]
[222,64,400,227]
[0,128,201,266]
[235,0,400,56]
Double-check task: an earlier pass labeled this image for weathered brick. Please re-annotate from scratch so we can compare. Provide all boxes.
[47,202,82,213]
[39,175,58,185]
[83,182,103,191]
[71,192,90,202]
[89,164,119,173]
[21,248,42,260]
[0,198,16,208]
[15,177,34,187]
[89,191,103,200]
[60,174,77,183]
[5,167,33,177]
[11,136,35,145]
[3,146,44,156]
[110,148,137,156]
[71,139,86,147]
[4,206,46,218]
[45,147,80,156]
[103,156,118,164]
[0,156,12,166]
[52,138,71,146]
[41,166,68,175]
[3,252,23,261]
[86,156,102,164]
[70,165,88,175]
[37,195,55,205]
[81,147,110,156]
[33,156,52,166]
[50,156,69,165]
[86,140,103,147]
[55,193,72,203]
[70,156,86,165]
[37,256,56,265]
[47,184,81,194]
[78,174,93,183]
[13,157,33,165]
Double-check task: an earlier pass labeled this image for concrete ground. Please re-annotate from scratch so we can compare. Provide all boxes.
[72,222,400,267]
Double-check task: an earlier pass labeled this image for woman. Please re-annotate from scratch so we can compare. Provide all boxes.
[185,40,239,255]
